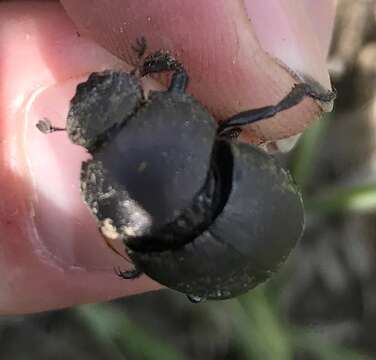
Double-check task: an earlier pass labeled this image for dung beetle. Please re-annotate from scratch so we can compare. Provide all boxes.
[37,39,335,302]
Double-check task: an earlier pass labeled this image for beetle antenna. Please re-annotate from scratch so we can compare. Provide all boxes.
[36,118,66,134]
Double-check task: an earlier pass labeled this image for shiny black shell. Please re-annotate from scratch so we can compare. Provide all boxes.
[127,142,304,299]
[71,70,304,301]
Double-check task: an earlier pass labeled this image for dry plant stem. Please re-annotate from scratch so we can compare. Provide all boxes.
[356,44,376,177]
[329,0,375,78]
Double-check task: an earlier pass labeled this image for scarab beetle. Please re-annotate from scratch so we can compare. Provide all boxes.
[37,40,335,302]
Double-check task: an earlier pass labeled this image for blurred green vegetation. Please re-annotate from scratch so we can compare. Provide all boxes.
[76,304,188,360]
[292,116,376,215]
[74,284,369,360]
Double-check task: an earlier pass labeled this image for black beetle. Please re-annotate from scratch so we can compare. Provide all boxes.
[37,40,335,302]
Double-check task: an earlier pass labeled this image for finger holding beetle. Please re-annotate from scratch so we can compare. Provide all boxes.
[0,0,335,314]
[62,0,336,142]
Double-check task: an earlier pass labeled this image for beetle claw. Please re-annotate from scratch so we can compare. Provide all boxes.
[114,266,143,280]
[187,295,206,304]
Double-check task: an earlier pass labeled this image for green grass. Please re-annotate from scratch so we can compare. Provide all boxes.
[75,304,188,360]
[73,285,369,360]
[290,116,330,189]
[307,183,376,214]
[231,285,369,360]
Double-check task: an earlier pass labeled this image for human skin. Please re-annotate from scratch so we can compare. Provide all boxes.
[0,0,336,314]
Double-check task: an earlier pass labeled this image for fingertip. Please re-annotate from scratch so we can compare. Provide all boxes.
[244,0,334,89]
[0,1,159,313]
[61,0,335,142]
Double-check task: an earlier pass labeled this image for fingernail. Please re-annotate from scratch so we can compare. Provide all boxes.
[244,0,332,89]
[25,77,124,271]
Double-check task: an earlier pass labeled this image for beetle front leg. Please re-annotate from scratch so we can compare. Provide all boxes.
[140,50,189,93]
[218,82,336,136]
[141,50,182,76]
[168,69,189,94]
[131,36,147,59]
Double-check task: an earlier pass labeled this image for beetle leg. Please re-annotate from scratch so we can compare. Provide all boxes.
[141,50,181,76]
[102,233,133,263]
[114,266,143,280]
[131,36,147,59]
[130,37,148,77]
[187,295,206,303]
[168,69,189,93]
[218,127,242,140]
[217,83,336,136]
[140,50,189,93]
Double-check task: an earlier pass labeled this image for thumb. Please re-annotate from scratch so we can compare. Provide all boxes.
[0,1,160,314]
[61,0,336,142]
